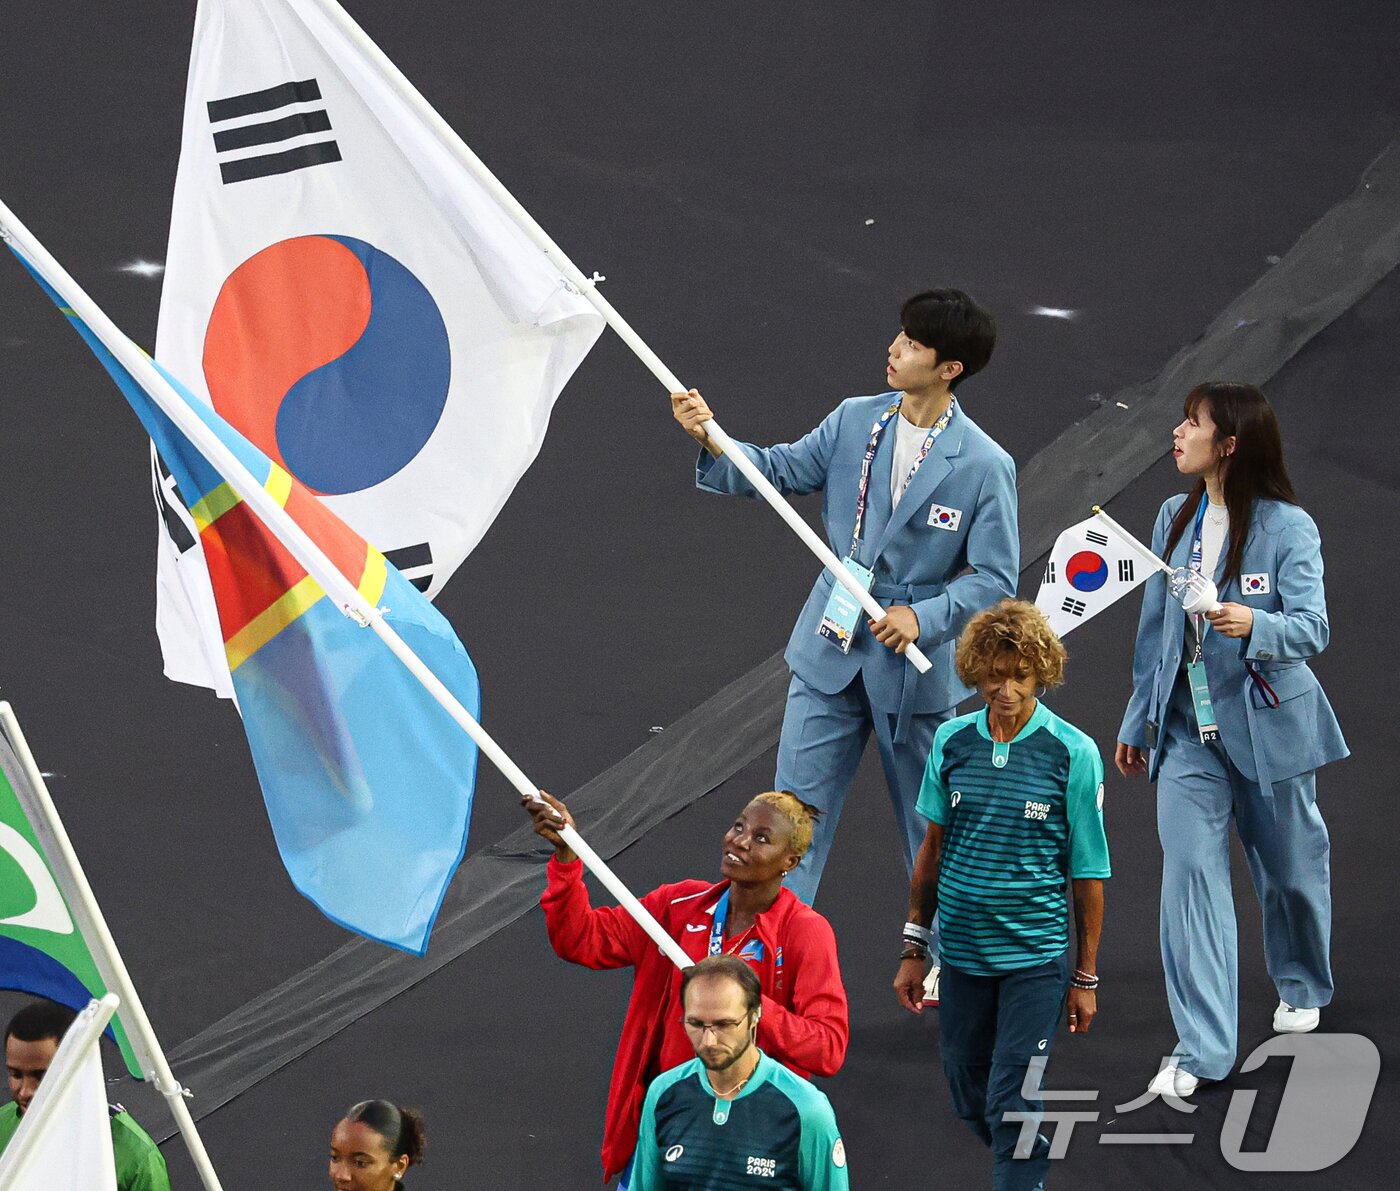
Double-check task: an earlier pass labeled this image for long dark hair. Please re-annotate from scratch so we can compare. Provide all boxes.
[1163,382,1297,584]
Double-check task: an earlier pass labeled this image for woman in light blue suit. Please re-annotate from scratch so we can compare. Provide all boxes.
[1116,382,1347,1098]
[671,291,1019,974]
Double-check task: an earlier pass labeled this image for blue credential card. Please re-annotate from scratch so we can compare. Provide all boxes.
[1186,659,1220,742]
[817,557,875,654]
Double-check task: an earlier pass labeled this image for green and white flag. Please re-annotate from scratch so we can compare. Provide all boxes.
[0,713,147,1078]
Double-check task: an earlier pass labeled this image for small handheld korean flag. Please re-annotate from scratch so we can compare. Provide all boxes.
[1035,516,1149,637]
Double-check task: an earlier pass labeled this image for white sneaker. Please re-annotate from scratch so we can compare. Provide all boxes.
[1273,1000,1320,1033]
[1147,1064,1201,1098]
[922,964,941,1007]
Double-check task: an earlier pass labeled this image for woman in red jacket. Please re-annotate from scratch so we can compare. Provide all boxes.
[522,789,850,1186]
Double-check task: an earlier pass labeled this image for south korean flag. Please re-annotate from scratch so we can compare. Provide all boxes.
[1035,515,1150,638]
[928,504,963,532]
[148,0,605,696]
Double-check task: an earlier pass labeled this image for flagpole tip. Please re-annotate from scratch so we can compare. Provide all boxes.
[1091,505,1102,514]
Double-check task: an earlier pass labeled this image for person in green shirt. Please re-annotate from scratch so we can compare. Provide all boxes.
[633,956,849,1190]
[1,999,170,1191]
[894,600,1110,1191]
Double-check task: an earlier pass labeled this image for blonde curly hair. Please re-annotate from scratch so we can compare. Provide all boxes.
[954,599,1067,689]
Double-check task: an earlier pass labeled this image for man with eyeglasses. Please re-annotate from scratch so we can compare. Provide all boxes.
[631,956,849,1190]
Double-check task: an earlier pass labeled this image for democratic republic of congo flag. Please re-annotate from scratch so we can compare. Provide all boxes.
[0,735,144,1078]
[13,253,481,956]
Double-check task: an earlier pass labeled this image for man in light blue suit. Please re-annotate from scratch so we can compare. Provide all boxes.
[672,291,1018,947]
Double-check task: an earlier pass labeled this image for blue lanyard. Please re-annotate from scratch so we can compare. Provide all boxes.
[848,398,956,560]
[708,888,730,957]
[1188,494,1210,574]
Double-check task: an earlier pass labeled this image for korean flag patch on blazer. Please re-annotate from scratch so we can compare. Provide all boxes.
[1241,572,1271,595]
[928,504,963,531]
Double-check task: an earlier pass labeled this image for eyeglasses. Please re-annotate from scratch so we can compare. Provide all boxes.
[682,1014,752,1038]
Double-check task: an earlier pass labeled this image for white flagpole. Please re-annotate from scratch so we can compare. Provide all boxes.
[0,707,224,1191]
[0,200,692,973]
[301,0,933,676]
[1091,506,1174,577]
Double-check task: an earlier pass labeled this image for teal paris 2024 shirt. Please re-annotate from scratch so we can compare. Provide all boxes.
[916,701,1111,975]
[632,1051,848,1190]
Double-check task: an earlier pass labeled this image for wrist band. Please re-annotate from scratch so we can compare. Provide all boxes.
[900,948,928,963]
[1070,969,1099,990]
[902,922,934,946]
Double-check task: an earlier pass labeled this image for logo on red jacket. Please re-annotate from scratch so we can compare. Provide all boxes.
[737,939,765,964]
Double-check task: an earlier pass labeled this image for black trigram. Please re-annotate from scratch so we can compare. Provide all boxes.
[1118,559,1135,582]
[208,78,341,184]
[1061,596,1087,618]
[1086,529,1109,547]
[1044,561,1056,585]
[152,449,196,553]
[385,543,434,593]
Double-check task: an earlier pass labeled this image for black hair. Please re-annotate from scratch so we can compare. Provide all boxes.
[680,955,762,1014]
[343,1100,426,1169]
[899,288,996,389]
[1162,382,1298,585]
[5,1000,76,1045]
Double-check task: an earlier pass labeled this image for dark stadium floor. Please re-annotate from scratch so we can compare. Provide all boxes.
[1,2,1397,1187]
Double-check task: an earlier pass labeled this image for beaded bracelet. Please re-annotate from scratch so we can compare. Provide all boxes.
[1070,968,1100,990]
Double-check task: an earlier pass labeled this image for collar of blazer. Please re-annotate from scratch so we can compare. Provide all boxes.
[1168,495,1263,590]
[868,408,970,557]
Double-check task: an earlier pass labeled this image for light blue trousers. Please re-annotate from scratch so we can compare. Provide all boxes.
[775,672,950,907]
[1156,704,1333,1081]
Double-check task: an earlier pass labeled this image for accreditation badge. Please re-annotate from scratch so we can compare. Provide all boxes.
[817,558,875,654]
[1186,659,1220,743]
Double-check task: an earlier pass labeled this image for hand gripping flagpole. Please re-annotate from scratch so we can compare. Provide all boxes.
[0,705,225,1191]
[1091,505,1222,615]
[0,199,693,977]
[302,0,933,676]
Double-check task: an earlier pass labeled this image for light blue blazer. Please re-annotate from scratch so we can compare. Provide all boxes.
[697,394,1019,719]
[1118,495,1348,787]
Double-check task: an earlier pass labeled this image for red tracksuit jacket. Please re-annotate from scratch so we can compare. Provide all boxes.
[540,857,849,1181]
